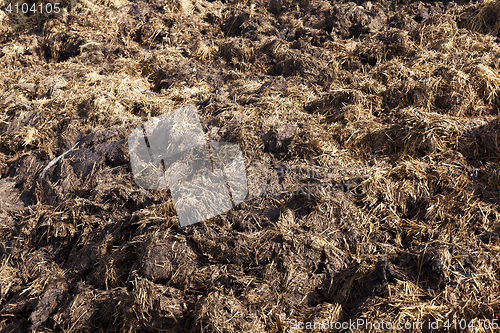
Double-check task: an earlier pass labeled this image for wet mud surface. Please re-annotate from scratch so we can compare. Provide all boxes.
[1,0,500,331]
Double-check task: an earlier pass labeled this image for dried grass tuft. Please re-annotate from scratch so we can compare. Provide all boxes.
[469,0,500,37]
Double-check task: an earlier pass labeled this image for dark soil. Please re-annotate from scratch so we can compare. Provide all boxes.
[1,0,500,332]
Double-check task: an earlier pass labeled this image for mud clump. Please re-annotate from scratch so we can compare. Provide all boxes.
[1,0,500,331]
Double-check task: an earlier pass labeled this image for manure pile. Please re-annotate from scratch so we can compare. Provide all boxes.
[0,0,500,331]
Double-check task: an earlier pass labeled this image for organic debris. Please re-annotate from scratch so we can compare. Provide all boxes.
[0,0,500,332]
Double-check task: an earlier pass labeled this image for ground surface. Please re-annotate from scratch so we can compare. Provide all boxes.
[0,0,500,331]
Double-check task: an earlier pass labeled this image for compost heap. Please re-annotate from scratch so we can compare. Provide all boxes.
[0,0,500,331]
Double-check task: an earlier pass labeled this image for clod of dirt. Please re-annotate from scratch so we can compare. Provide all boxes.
[365,258,408,295]
[262,123,297,156]
[141,235,201,289]
[0,180,23,213]
[29,278,68,329]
